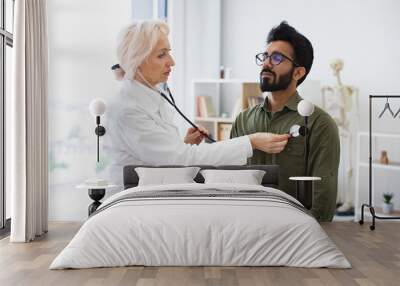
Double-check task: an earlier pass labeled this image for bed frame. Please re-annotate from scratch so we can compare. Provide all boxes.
[123,165,280,189]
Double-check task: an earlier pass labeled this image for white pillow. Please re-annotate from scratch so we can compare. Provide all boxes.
[200,169,266,185]
[135,167,200,186]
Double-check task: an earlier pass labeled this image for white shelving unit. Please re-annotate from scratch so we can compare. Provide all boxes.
[354,131,400,221]
[358,162,400,171]
[192,78,261,141]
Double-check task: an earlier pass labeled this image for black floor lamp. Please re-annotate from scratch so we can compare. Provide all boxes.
[89,99,106,162]
[85,98,107,215]
[289,100,321,209]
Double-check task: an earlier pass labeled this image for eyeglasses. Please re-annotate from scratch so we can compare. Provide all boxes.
[255,51,299,67]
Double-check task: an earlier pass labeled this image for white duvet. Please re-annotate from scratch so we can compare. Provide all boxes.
[50,183,351,269]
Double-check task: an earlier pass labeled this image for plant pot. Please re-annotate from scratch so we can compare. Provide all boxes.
[382,202,394,214]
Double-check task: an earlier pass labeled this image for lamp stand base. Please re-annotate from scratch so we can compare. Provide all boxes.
[88,188,105,216]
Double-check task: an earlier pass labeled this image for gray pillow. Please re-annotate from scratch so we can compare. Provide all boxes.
[200,169,266,185]
[135,167,201,186]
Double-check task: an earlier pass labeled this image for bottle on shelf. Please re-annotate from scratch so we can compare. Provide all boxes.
[219,66,225,79]
[379,150,389,165]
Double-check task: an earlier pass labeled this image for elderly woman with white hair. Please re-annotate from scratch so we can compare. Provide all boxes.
[105,20,290,186]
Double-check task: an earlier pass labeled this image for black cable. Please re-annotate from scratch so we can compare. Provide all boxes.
[160,87,216,143]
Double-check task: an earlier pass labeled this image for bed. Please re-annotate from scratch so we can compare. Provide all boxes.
[50,165,350,269]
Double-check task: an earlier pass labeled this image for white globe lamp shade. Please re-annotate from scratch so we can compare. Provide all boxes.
[297,100,314,117]
[89,98,106,116]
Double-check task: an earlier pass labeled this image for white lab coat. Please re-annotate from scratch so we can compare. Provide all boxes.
[104,79,253,187]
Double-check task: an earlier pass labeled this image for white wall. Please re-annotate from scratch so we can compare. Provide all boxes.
[131,0,153,19]
[48,0,131,220]
[221,0,400,133]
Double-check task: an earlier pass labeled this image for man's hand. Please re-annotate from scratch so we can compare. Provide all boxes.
[184,126,209,145]
[249,132,290,153]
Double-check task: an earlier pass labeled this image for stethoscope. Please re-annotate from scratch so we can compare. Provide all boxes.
[159,86,303,142]
[289,124,306,138]
[137,72,216,143]
[134,70,306,143]
[161,88,303,142]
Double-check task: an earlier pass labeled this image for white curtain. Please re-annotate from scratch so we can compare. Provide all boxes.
[9,0,48,242]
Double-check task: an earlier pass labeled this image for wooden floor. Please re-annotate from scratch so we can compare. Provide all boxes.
[0,221,399,286]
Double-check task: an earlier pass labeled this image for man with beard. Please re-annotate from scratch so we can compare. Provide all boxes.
[230,22,340,222]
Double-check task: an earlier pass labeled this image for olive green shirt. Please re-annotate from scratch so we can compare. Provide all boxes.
[230,92,340,221]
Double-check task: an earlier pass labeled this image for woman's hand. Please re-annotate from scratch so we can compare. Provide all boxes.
[184,126,209,145]
[248,132,290,153]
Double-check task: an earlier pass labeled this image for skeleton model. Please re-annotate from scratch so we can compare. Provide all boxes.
[322,59,359,214]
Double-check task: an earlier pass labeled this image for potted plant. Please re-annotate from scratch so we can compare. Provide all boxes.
[382,192,394,214]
